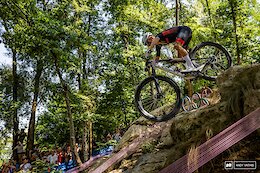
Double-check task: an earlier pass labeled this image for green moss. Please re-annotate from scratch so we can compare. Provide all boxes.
[142,141,156,154]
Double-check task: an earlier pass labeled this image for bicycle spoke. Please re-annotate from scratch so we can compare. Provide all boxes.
[214,49,221,57]
[150,101,157,111]
[215,63,226,70]
[142,98,154,105]
[190,42,231,80]
[140,79,178,116]
[143,100,155,110]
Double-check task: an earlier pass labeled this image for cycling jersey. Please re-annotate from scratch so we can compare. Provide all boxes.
[155,26,192,57]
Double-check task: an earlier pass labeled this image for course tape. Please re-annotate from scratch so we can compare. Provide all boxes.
[159,107,260,173]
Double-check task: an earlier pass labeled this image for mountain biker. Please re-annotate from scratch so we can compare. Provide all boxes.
[142,26,196,72]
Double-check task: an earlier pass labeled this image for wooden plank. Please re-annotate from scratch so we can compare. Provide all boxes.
[90,124,165,173]
[66,154,103,173]
[89,139,141,173]
[72,123,166,173]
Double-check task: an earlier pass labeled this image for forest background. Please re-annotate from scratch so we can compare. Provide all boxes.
[0,0,259,165]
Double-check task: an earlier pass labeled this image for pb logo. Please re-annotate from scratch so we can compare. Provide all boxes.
[225,161,233,170]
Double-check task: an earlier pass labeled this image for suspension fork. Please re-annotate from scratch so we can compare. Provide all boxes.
[149,65,162,96]
[153,77,163,96]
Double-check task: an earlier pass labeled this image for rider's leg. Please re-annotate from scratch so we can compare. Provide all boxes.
[183,54,195,69]
[174,43,194,69]
[174,26,196,71]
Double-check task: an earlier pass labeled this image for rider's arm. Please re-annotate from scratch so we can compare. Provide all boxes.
[148,36,160,50]
[155,45,161,61]
[147,36,160,61]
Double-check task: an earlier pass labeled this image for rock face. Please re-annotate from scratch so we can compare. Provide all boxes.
[217,64,260,116]
[93,64,260,173]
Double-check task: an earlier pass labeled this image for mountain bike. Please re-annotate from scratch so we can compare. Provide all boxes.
[134,42,232,122]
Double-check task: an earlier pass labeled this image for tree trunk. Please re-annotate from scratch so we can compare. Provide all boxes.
[26,60,43,157]
[175,0,180,25]
[229,0,240,64]
[12,50,19,161]
[82,53,87,80]
[52,51,82,165]
[82,12,93,161]
[205,0,213,27]
[205,0,217,41]
[83,121,89,161]
[77,73,81,90]
[89,121,93,157]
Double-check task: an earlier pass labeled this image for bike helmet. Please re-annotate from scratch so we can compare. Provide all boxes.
[142,32,153,45]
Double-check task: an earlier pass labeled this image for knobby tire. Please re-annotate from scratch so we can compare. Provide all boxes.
[135,76,181,122]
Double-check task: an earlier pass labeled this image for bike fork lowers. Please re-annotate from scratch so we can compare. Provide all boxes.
[153,76,163,98]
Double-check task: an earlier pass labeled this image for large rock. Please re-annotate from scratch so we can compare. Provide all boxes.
[217,64,260,116]
[97,65,260,173]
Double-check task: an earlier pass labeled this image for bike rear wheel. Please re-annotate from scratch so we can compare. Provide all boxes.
[135,76,181,122]
[189,42,232,81]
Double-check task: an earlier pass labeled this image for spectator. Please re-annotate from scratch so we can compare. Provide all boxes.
[65,146,75,170]
[75,143,84,161]
[113,128,122,143]
[13,141,25,164]
[19,156,32,173]
[12,159,19,172]
[29,144,40,161]
[106,133,112,141]
[57,148,64,165]
[75,143,80,153]
[7,159,16,173]
[65,146,74,162]
[41,151,49,163]
[47,150,58,164]
[30,152,38,163]
[1,162,8,173]
[33,144,40,154]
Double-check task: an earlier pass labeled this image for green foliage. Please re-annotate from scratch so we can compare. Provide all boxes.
[141,141,156,154]
[0,65,31,130]
[95,139,117,151]
[0,0,259,156]
[35,93,70,146]
[31,160,61,173]
[0,137,12,163]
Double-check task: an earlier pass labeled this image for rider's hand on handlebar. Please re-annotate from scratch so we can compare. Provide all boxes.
[154,56,160,62]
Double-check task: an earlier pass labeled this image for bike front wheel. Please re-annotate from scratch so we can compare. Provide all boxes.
[189,42,232,81]
[135,76,181,122]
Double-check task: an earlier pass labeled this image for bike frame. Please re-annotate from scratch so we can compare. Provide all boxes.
[146,59,206,80]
